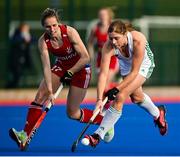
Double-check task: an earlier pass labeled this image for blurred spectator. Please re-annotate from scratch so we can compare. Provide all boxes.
[87,7,119,91]
[6,23,32,88]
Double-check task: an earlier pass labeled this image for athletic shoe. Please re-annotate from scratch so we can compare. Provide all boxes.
[154,105,168,135]
[104,127,114,142]
[83,133,100,147]
[9,128,27,147]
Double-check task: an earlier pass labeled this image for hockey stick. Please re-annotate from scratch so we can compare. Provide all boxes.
[20,84,63,151]
[71,97,108,152]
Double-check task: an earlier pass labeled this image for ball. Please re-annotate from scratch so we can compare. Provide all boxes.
[81,138,90,146]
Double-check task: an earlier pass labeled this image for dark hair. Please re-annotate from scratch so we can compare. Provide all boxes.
[40,8,60,26]
[108,20,134,34]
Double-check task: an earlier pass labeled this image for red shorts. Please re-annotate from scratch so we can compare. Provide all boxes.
[96,53,118,70]
[51,62,91,89]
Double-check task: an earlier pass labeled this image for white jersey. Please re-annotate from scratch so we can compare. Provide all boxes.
[114,32,155,79]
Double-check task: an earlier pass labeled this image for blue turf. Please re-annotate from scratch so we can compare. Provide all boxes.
[0,103,180,156]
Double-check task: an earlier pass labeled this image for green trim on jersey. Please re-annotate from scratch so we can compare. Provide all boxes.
[145,42,155,78]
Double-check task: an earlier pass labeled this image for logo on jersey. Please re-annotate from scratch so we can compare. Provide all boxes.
[57,52,77,61]
[62,34,67,37]
[66,47,73,54]
[45,39,49,43]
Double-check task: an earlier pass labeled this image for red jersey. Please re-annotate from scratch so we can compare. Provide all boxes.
[94,26,108,52]
[44,25,91,89]
[94,25,118,70]
[44,25,80,71]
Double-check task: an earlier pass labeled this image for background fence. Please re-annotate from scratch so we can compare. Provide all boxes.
[0,0,180,88]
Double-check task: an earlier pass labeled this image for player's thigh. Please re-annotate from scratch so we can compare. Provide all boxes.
[67,86,87,112]
[130,86,144,103]
[122,74,146,96]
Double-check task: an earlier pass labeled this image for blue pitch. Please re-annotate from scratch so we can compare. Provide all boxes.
[0,103,180,156]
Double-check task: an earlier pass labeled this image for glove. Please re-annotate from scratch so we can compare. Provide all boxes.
[105,87,119,101]
[60,70,73,85]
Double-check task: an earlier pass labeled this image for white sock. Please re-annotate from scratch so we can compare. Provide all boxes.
[137,93,159,118]
[95,106,122,140]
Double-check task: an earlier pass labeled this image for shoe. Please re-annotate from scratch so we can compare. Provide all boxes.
[9,128,27,147]
[154,105,168,135]
[104,127,114,143]
[82,133,100,147]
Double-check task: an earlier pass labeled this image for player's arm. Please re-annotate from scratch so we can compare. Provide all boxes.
[87,27,96,63]
[97,41,113,101]
[94,41,113,112]
[117,31,146,90]
[38,35,53,96]
[67,26,90,74]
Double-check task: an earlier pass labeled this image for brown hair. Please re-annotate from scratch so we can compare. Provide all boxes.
[40,8,60,26]
[108,20,134,35]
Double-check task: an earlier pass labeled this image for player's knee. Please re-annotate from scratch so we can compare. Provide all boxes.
[115,92,126,103]
[66,110,79,120]
[112,92,127,110]
[66,113,76,120]
[130,94,144,104]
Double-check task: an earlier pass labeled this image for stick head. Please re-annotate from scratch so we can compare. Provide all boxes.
[71,141,78,152]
